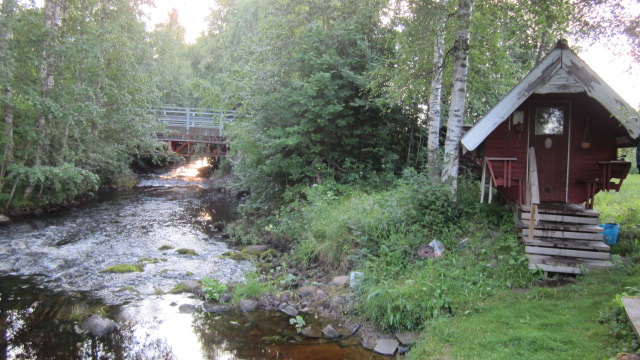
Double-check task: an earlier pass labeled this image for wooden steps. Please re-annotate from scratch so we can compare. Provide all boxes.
[520,204,612,274]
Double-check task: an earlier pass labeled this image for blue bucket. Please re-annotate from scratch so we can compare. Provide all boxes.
[599,223,620,245]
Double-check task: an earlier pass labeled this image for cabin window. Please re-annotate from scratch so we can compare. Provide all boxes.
[535,107,564,135]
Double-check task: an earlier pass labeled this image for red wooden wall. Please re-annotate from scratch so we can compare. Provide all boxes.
[482,93,626,205]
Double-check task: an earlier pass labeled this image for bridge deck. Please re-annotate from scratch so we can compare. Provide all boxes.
[152,106,235,155]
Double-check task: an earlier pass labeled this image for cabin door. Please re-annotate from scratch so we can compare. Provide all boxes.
[530,102,570,202]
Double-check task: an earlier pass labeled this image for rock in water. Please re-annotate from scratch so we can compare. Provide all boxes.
[374,339,399,356]
[322,325,341,339]
[82,315,117,336]
[239,299,259,312]
[280,304,298,317]
[178,304,197,313]
[0,214,10,225]
[202,302,231,313]
[300,327,322,338]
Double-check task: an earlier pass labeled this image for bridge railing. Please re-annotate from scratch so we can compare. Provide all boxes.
[151,107,236,135]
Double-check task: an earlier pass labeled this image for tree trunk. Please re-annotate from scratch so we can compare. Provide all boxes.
[0,0,16,192]
[535,31,547,65]
[25,0,65,198]
[441,0,472,191]
[426,8,447,179]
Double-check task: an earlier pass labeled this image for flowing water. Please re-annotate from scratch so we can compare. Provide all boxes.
[0,163,384,360]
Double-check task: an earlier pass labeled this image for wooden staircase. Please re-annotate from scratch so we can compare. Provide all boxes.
[520,203,612,274]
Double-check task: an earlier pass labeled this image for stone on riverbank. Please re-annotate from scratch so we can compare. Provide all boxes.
[329,276,349,287]
[395,331,420,345]
[82,315,118,336]
[300,327,322,338]
[202,302,231,313]
[280,304,298,317]
[239,299,259,312]
[374,339,399,356]
[298,286,317,298]
[322,325,341,339]
[178,304,197,313]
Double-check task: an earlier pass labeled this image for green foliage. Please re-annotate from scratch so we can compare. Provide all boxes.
[289,315,306,333]
[232,272,270,302]
[158,245,174,250]
[1,163,99,208]
[201,277,228,302]
[102,264,143,273]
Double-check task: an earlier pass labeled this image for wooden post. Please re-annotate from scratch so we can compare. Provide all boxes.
[480,157,487,203]
[527,147,540,242]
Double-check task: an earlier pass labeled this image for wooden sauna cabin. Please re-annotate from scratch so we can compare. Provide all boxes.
[461,39,640,274]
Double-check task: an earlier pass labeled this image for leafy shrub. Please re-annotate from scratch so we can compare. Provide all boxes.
[201,277,228,301]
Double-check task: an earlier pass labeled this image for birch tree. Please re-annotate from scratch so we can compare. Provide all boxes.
[0,0,16,192]
[426,5,447,178]
[441,0,471,190]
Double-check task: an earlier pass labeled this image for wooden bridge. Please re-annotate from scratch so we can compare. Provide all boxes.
[152,107,236,156]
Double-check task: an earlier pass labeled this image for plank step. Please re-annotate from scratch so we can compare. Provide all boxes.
[521,221,604,233]
[621,297,640,339]
[521,212,599,225]
[525,246,611,260]
[527,254,613,275]
[524,238,610,252]
[521,205,599,217]
[521,229,604,241]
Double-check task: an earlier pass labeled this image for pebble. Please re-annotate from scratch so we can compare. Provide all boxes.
[322,325,341,339]
[374,339,399,356]
[202,302,231,313]
[280,304,298,317]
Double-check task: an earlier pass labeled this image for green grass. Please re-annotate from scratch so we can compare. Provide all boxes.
[596,174,640,226]
[406,174,640,359]
[409,267,640,360]
[232,272,270,303]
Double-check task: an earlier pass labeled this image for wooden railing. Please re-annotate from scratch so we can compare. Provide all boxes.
[151,107,236,136]
[527,147,540,241]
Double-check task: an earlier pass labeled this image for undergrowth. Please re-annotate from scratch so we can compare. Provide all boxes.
[266,168,538,331]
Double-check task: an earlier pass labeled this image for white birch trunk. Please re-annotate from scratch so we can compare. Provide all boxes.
[0,0,15,191]
[426,8,447,178]
[441,0,472,191]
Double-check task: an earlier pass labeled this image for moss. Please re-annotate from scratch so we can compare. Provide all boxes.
[153,289,164,295]
[175,248,198,256]
[185,271,194,276]
[116,286,140,293]
[102,263,143,273]
[138,257,164,264]
[158,245,174,250]
[259,249,280,260]
[255,262,276,272]
[168,283,193,294]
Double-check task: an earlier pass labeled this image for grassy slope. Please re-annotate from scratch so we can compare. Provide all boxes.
[409,175,640,360]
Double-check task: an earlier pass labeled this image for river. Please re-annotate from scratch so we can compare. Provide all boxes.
[0,163,385,360]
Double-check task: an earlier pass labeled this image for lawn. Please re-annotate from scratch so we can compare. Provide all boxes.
[408,174,640,360]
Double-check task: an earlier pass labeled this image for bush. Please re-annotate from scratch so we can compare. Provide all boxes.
[201,277,227,301]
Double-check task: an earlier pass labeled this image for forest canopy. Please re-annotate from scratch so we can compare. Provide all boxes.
[0,0,638,211]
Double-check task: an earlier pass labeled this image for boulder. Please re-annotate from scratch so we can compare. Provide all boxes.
[300,327,322,338]
[280,304,298,317]
[179,280,202,291]
[82,315,118,336]
[374,339,399,356]
[178,304,197,313]
[329,276,349,287]
[395,331,420,345]
[219,293,232,303]
[202,302,231,313]
[322,325,341,339]
[239,299,259,312]
[0,214,10,225]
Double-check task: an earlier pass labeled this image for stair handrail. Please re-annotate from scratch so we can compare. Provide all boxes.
[527,147,540,241]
